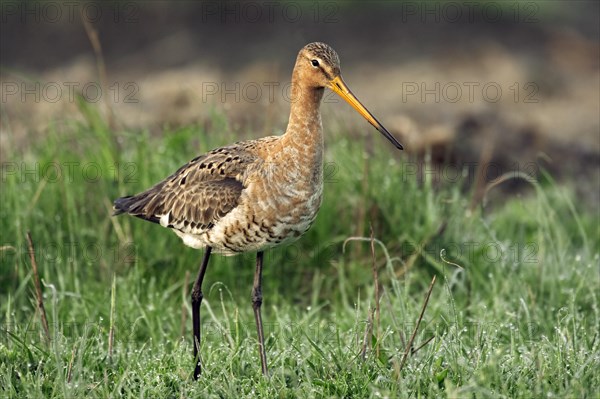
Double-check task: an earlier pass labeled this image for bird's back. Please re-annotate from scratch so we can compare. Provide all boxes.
[113,134,323,255]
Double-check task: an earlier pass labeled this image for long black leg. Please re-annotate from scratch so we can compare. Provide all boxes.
[252,251,269,376]
[192,246,212,380]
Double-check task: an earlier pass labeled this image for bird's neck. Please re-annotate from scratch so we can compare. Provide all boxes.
[282,79,325,162]
[264,74,324,194]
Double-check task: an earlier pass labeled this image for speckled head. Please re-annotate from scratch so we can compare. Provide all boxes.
[292,42,341,91]
[293,42,404,150]
[302,42,341,78]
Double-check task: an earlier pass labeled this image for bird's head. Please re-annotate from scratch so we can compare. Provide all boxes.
[295,42,403,150]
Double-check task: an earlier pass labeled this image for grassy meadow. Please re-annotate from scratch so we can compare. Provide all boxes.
[1,101,599,398]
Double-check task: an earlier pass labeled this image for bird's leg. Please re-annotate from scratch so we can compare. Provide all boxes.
[252,251,269,376]
[191,246,212,380]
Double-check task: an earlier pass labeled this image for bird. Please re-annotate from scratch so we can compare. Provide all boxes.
[113,42,403,379]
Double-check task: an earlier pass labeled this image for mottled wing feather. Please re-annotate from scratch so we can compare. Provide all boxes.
[113,142,267,233]
[150,178,244,233]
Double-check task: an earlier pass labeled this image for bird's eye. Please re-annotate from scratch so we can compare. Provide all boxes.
[311,59,319,67]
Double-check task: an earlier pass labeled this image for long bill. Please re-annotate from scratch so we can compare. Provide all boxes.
[328,76,403,150]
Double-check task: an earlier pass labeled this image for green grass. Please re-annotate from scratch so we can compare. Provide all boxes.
[1,102,598,398]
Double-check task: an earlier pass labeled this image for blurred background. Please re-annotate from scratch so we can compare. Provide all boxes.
[1,4,599,394]
[2,0,599,205]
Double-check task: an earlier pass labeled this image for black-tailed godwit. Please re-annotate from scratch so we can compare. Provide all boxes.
[113,42,403,379]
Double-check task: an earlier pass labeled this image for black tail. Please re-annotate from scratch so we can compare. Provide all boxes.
[112,193,160,224]
[113,196,136,216]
